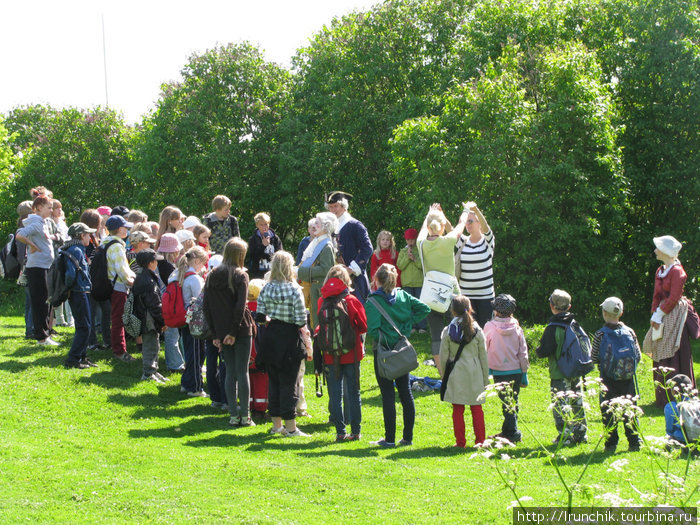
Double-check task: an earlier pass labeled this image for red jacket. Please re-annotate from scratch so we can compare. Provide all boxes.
[652,264,687,314]
[316,278,367,365]
[370,249,401,288]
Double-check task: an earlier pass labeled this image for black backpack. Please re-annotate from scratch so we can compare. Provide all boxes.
[47,250,80,308]
[1,234,20,280]
[316,293,355,361]
[90,239,120,301]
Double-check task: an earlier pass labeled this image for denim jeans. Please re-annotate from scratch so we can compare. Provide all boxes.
[180,325,205,393]
[402,286,427,330]
[66,291,91,365]
[374,357,415,443]
[88,296,111,347]
[326,362,362,436]
[206,340,227,404]
[24,286,34,338]
[163,327,185,371]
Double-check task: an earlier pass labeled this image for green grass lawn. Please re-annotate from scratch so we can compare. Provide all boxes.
[0,284,698,523]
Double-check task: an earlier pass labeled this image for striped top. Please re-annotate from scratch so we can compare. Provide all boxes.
[457,230,495,300]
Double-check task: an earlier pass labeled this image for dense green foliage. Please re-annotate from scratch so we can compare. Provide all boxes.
[2,105,136,225]
[132,43,293,236]
[1,0,698,321]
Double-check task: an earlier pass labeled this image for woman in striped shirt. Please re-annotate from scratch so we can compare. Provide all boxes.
[456,202,495,328]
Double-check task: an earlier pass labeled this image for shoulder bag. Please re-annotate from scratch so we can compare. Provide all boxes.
[418,240,455,313]
[368,297,419,380]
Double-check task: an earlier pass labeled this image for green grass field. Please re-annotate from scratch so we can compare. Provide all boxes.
[0,283,698,524]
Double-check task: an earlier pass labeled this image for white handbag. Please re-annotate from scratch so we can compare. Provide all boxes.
[418,240,455,313]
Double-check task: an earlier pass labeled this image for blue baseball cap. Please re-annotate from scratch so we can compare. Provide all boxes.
[105,215,133,231]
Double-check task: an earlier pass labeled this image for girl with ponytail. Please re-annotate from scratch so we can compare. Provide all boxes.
[438,295,489,448]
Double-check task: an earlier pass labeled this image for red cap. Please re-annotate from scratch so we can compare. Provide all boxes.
[404,228,418,240]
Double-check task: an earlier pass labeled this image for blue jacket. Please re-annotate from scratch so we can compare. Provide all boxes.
[337,218,373,302]
[63,241,91,293]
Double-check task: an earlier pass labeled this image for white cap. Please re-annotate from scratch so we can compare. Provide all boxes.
[208,254,223,271]
[600,296,623,316]
[175,229,196,243]
[653,235,682,258]
[183,216,202,229]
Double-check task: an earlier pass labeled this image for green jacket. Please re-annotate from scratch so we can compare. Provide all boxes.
[365,289,430,348]
[396,246,423,287]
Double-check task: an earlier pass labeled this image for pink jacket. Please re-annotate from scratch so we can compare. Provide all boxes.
[483,316,529,373]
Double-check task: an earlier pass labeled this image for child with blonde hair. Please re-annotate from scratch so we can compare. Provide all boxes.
[370,230,400,287]
[170,246,208,396]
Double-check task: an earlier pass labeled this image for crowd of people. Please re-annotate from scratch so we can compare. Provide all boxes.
[9,186,700,449]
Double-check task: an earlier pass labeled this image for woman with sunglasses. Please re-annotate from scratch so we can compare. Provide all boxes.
[455,202,495,329]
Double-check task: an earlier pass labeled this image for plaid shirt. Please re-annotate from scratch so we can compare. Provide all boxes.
[102,235,135,292]
[256,280,306,326]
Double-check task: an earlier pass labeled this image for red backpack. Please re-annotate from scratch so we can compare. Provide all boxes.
[162,271,196,328]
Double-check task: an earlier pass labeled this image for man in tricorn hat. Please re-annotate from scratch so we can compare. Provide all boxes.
[325,191,373,303]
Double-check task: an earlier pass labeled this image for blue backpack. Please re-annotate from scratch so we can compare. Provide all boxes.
[598,325,639,381]
[551,319,594,378]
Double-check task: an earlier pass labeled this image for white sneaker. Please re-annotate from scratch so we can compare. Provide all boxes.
[152,372,169,383]
[269,426,286,435]
[141,374,165,384]
[186,390,209,398]
[285,429,310,437]
[38,338,60,346]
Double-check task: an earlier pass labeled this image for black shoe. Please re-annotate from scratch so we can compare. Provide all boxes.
[65,361,90,369]
[80,358,98,368]
[628,441,641,452]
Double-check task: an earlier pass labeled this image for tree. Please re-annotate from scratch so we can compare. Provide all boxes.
[390,44,627,319]
[2,105,136,225]
[585,0,700,306]
[132,42,292,236]
[286,0,471,237]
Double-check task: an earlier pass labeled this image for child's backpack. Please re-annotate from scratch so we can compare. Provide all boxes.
[598,325,639,381]
[678,399,700,443]
[316,293,355,361]
[187,286,212,339]
[162,271,195,328]
[90,239,121,301]
[122,292,142,338]
[1,233,20,280]
[551,319,594,378]
[47,250,80,308]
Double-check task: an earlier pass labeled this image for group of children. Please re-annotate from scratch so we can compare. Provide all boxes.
[12,188,699,450]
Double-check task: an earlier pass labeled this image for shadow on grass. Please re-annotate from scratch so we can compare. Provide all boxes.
[129,415,229,440]
[0,354,65,372]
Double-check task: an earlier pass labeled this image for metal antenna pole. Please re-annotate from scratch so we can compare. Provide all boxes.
[102,13,109,107]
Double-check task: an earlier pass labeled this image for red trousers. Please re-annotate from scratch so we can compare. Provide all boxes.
[110,290,127,356]
[452,404,485,447]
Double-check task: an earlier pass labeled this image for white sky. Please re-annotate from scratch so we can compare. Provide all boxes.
[0,0,378,124]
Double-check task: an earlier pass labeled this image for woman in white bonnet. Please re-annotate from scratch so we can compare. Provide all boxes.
[643,235,700,408]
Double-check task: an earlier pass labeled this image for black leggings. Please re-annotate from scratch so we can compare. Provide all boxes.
[26,267,50,340]
[374,357,415,443]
